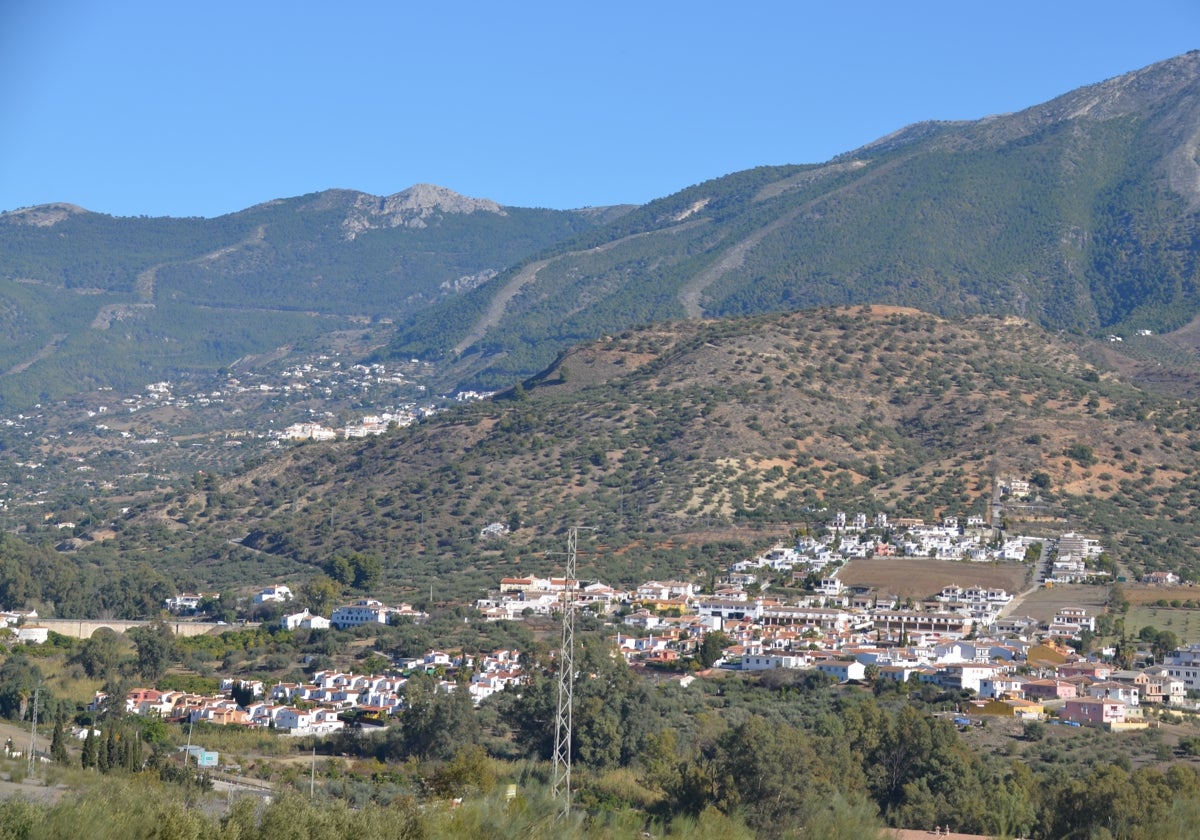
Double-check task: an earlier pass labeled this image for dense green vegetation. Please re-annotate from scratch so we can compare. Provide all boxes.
[6,627,1200,838]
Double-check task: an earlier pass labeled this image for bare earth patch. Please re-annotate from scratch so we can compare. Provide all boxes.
[1006,583,1111,623]
[838,557,1030,599]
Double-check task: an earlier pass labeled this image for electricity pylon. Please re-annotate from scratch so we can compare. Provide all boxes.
[552,526,582,818]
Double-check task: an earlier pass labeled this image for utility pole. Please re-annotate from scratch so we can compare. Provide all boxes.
[27,685,39,779]
[184,715,194,767]
[552,527,582,819]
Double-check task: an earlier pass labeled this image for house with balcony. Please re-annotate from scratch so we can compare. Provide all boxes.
[1063,698,1127,726]
[1135,665,1185,705]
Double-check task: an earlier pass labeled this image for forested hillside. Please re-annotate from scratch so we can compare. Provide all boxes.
[0,189,627,407]
[388,52,1200,392]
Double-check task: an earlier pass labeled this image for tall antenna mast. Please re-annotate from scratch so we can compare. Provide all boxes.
[552,527,581,818]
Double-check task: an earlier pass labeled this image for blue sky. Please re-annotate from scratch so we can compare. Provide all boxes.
[1,1,1196,218]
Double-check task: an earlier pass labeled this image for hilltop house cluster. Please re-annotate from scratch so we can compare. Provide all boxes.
[278,411,418,442]
[106,360,433,422]
[163,586,435,634]
[96,362,491,445]
[818,511,1045,564]
[90,649,526,743]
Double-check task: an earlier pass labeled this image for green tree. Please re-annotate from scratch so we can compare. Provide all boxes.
[428,744,496,799]
[860,702,980,826]
[50,713,69,764]
[711,715,879,838]
[396,674,479,761]
[698,631,731,669]
[81,727,98,769]
[0,658,42,721]
[230,681,256,709]
[1153,629,1180,662]
[350,554,382,590]
[72,628,124,679]
[327,555,355,586]
[126,622,176,682]
[1064,442,1096,466]
[301,574,340,616]
[99,728,114,772]
[125,729,143,771]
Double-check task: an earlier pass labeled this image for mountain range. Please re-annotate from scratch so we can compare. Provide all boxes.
[2,52,1200,409]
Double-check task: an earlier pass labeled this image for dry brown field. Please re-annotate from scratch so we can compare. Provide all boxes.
[837,557,1030,600]
[1005,583,1111,623]
[1121,584,1200,605]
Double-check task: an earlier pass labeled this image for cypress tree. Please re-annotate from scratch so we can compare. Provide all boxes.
[98,728,112,772]
[81,728,98,769]
[106,727,121,772]
[126,731,143,771]
[50,715,69,764]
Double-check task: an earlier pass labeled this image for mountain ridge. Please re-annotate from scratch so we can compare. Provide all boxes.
[385,51,1200,392]
[4,52,1200,408]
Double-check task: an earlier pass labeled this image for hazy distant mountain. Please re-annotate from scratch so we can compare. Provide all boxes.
[0,186,631,406]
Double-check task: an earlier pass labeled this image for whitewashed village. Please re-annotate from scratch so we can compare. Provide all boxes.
[476,514,1196,729]
[13,509,1195,766]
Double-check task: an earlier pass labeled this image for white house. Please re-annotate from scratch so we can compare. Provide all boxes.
[276,707,344,736]
[1161,644,1200,691]
[815,660,867,682]
[164,593,211,614]
[331,599,395,628]
[16,626,48,645]
[1086,681,1139,708]
[254,585,293,604]
[741,653,809,671]
[280,609,331,631]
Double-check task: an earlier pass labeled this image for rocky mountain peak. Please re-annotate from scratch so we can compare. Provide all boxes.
[342,184,506,237]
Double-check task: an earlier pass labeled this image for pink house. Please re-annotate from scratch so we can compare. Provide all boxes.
[1063,698,1126,725]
